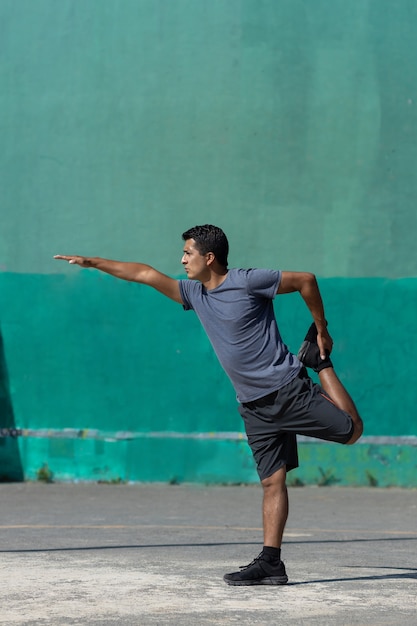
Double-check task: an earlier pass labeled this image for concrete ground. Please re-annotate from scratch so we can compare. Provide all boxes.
[0,483,416,625]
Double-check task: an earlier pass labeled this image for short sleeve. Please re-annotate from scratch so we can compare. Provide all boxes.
[179,279,195,310]
[246,269,281,299]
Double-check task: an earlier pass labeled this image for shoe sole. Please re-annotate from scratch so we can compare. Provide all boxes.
[297,341,309,361]
[297,340,317,368]
[298,340,333,373]
[223,575,288,586]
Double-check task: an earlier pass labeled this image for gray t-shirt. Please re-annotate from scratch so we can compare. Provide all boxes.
[179,268,302,402]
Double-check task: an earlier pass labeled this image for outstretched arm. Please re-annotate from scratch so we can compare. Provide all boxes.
[277,271,332,358]
[54,255,183,304]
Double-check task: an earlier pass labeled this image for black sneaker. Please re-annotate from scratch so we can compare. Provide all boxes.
[297,323,333,373]
[223,552,288,586]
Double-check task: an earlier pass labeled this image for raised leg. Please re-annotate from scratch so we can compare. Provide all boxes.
[318,368,363,444]
[298,323,364,444]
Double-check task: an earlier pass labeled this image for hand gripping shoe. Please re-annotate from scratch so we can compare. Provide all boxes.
[297,323,333,373]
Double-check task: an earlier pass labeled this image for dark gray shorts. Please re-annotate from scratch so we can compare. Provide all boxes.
[238,367,354,480]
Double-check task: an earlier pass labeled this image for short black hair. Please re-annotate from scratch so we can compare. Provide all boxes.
[182,224,229,268]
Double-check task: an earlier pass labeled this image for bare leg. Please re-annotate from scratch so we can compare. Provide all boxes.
[318,368,363,444]
[261,466,288,548]
[223,465,289,584]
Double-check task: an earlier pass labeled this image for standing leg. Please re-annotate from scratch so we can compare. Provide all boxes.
[223,464,289,585]
[261,465,288,547]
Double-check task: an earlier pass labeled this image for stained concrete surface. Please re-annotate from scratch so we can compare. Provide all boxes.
[0,483,416,625]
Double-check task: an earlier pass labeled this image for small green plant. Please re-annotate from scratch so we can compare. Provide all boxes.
[317,466,340,486]
[36,463,54,483]
[97,477,126,484]
[366,470,378,487]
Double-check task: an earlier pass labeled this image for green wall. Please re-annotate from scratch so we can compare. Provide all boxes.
[1,0,416,484]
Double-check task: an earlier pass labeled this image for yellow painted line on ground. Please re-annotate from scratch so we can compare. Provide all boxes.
[0,524,261,530]
[289,527,417,536]
[0,523,416,536]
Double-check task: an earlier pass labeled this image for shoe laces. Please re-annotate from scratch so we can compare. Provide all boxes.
[239,552,264,570]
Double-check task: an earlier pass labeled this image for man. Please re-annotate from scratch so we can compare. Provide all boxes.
[54,223,363,586]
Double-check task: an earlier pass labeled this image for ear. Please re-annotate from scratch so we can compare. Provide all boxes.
[206,252,215,266]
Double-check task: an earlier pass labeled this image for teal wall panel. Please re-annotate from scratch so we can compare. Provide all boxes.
[1,0,417,277]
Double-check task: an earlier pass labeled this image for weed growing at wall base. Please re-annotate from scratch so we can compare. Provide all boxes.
[36,463,54,483]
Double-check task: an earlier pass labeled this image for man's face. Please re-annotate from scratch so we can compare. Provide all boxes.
[181,239,210,281]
